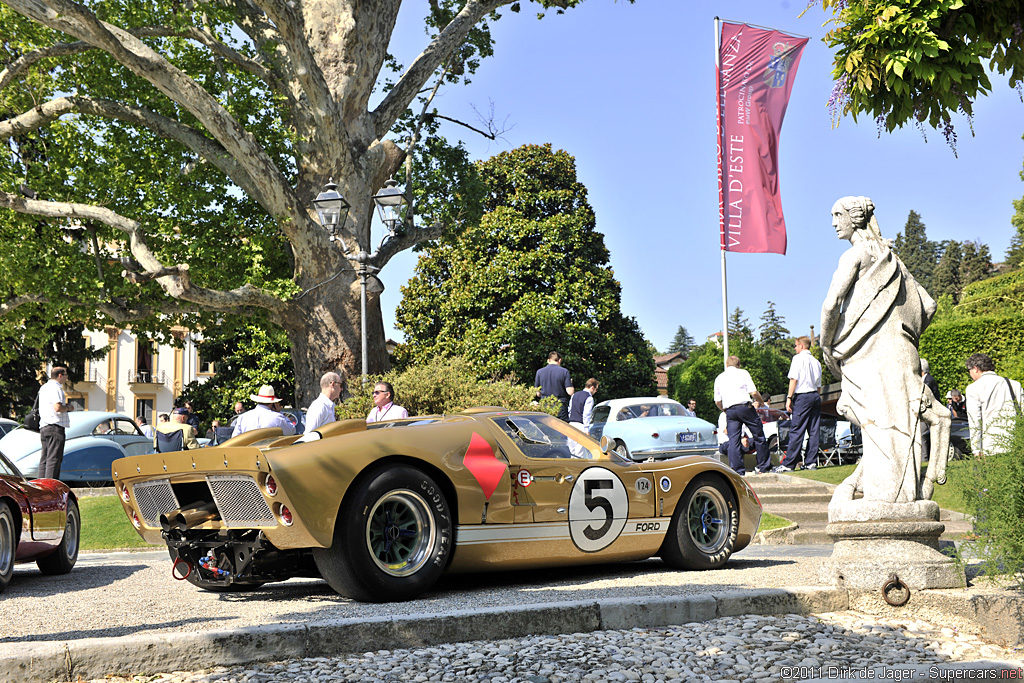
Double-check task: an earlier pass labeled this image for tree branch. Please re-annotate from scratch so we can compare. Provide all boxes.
[3,0,300,225]
[0,192,288,316]
[370,222,445,271]
[373,0,509,139]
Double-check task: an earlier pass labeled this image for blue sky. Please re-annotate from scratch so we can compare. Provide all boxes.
[374,0,1024,352]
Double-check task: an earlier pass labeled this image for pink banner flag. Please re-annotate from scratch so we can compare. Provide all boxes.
[717,22,808,255]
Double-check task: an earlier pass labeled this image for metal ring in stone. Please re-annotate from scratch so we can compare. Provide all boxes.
[882,573,911,607]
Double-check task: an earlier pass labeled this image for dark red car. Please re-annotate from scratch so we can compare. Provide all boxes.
[0,449,80,592]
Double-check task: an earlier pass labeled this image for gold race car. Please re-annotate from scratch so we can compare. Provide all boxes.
[112,409,762,602]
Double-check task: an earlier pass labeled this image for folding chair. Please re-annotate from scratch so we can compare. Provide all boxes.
[155,429,185,453]
[816,420,840,466]
[211,426,235,446]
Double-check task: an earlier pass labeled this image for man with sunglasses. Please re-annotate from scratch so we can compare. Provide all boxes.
[366,382,408,423]
[305,372,343,434]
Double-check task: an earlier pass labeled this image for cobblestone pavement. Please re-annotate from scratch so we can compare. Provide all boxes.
[71,610,1024,683]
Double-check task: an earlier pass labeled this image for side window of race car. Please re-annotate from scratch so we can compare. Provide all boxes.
[493,416,576,459]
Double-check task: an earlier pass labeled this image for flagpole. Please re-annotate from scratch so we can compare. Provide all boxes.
[715,16,729,367]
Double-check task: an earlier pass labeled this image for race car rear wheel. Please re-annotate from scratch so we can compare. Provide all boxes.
[659,473,738,570]
[37,498,79,575]
[314,465,452,602]
[0,502,15,592]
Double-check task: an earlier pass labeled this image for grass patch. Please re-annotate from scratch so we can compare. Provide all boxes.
[79,495,152,551]
[787,460,973,515]
[756,512,792,533]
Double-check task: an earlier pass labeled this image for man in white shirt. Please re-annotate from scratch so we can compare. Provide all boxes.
[366,382,409,423]
[232,384,296,436]
[304,372,343,434]
[136,415,156,439]
[965,353,1023,456]
[713,356,769,476]
[568,378,599,432]
[777,336,823,472]
[38,366,73,479]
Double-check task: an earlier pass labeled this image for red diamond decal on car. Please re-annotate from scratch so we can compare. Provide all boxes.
[463,432,507,500]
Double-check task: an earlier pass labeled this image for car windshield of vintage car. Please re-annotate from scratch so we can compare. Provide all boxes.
[492,414,602,460]
[617,403,686,420]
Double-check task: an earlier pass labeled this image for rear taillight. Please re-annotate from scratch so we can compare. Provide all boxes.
[265,475,278,496]
[278,504,293,526]
[121,485,131,503]
[131,510,141,528]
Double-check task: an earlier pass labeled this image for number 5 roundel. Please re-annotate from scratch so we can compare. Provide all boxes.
[568,467,629,552]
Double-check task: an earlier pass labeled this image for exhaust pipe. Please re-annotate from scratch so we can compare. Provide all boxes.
[159,502,219,532]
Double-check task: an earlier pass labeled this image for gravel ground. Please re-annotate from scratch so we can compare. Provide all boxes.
[2,546,827,643]
[67,611,1024,683]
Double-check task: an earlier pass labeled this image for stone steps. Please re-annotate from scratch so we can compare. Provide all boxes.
[748,473,973,545]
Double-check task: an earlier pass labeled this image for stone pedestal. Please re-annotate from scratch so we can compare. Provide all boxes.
[820,499,966,591]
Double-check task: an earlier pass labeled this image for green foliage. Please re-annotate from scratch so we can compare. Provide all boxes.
[932,240,964,302]
[757,301,790,353]
[336,356,560,420]
[666,339,790,420]
[727,307,754,343]
[920,313,1024,398]
[180,322,295,430]
[960,240,993,287]
[0,322,106,418]
[957,417,1024,589]
[666,325,694,355]
[893,210,937,293]
[396,144,656,400]
[810,0,1024,143]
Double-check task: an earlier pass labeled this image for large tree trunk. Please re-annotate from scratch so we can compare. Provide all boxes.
[279,273,390,408]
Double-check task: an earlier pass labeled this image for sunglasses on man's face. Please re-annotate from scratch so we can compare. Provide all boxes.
[372,390,387,395]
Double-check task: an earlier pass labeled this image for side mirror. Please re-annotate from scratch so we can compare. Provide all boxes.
[600,435,613,454]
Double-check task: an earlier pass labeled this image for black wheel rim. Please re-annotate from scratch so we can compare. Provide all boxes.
[63,506,79,561]
[0,509,13,577]
[365,489,434,577]
[686,485,728,553]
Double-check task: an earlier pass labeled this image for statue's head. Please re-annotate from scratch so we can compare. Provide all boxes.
[831,196,875,241]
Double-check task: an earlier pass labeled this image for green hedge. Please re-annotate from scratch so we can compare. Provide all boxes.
[336,355,561,420]
[920,314,1024,398]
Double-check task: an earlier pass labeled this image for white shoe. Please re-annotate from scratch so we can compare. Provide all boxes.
[772,465,794,473]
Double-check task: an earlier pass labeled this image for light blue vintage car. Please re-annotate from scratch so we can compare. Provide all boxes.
[587,397,718,461]
[0,411,155,486]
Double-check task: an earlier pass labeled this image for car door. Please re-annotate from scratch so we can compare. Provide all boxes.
[491,414,656,556]
[587,405,611,442]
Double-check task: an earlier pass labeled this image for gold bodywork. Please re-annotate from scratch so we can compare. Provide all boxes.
[112,410,761,574]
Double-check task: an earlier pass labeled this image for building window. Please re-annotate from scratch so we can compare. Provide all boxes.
[196,348,215,376]
[135,397,154,423]
[67,395,87,411]
[136,340,156,382]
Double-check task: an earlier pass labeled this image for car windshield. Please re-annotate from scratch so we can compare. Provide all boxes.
[615,403,686,420]
[0,450,24,478]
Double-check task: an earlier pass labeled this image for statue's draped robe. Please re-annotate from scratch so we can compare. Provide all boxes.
[829,241,935,503]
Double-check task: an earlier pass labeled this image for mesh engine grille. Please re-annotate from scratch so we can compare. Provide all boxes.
[207,475,275,527]
[134,480,179,527]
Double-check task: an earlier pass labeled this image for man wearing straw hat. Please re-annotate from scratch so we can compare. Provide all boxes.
[232,384,296,437]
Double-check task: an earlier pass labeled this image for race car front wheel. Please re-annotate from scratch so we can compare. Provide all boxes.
[314,465,453,602]
[659,473,738,570]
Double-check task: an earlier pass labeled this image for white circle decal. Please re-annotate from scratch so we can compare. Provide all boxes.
[517,469,532,487]
[568,467,629,552]
[659,476,672,493]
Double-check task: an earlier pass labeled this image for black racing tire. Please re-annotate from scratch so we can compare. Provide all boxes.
[313,465,453,602]
[37,498,80,575]
[0,502,15,592]
[659,473,739,570]
[613,439,631,460]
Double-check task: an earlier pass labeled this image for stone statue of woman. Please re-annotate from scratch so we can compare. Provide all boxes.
[819,196,950,509]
